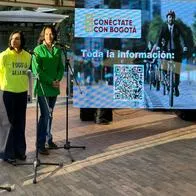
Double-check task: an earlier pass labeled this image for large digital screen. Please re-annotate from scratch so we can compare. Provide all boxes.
[73,0,196,109]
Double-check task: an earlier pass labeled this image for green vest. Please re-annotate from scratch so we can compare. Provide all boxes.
[32,44,64,96]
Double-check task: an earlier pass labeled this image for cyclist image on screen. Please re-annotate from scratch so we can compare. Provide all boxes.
[157,10,187,97]
[144,41,158,85]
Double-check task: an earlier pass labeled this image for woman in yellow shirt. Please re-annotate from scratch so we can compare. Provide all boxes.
[0,31,31,164]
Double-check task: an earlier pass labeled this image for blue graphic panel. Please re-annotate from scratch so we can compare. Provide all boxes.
[75,9,141,38]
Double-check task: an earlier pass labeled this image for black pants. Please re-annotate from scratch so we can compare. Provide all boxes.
[94,108,113,123]
[37,96,57,149]
[3,91,27,159]
[161,52,182,87]
[80,108,113,123]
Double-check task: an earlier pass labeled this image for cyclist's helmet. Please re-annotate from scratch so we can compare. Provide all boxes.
[166,10,176,19]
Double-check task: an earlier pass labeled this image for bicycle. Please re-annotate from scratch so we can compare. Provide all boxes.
[144,59,161,91]
[153,59,161,91]
[161,59,176,107]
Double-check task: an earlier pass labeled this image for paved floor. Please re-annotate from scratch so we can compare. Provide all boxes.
[0,105,196,196]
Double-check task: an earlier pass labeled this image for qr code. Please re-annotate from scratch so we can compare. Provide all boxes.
[113,64,144,101]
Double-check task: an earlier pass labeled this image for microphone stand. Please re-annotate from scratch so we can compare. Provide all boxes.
[15,54,62,184]
[50,44,85,162]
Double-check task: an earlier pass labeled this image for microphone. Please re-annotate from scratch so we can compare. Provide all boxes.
[54,41,70,49]
[26,69,32,75]
[28,50,37,56]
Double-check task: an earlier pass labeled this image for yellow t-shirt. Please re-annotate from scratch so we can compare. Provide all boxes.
[0,48,31,93]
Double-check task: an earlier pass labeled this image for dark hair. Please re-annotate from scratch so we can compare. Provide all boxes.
[8,30,25,50]
[37,25,57,45]
[166,10,176,19]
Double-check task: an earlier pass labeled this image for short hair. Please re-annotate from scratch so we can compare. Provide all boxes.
[8,30,25,50]
[37,25,57,45]
[166,10,176,19]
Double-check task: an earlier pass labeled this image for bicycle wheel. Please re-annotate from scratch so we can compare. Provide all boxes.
[155,66,161,91]
[145,63,149,83]
[149,74,152,90]
[163,83,166,95]
[149,70,155,90]
[169,70,174,107]
[161,71,166,95]
[149,69,152,90]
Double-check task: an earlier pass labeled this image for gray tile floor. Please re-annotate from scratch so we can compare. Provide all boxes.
[0,106,196,196]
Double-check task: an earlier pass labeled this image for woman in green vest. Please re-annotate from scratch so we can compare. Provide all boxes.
[32,25,64,155]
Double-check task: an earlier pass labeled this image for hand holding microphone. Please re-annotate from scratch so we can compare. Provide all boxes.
[28,50,37,56]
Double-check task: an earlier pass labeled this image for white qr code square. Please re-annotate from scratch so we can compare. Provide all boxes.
[113,64,144,101]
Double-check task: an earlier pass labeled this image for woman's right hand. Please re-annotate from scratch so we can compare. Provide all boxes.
[52,80,60,88]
